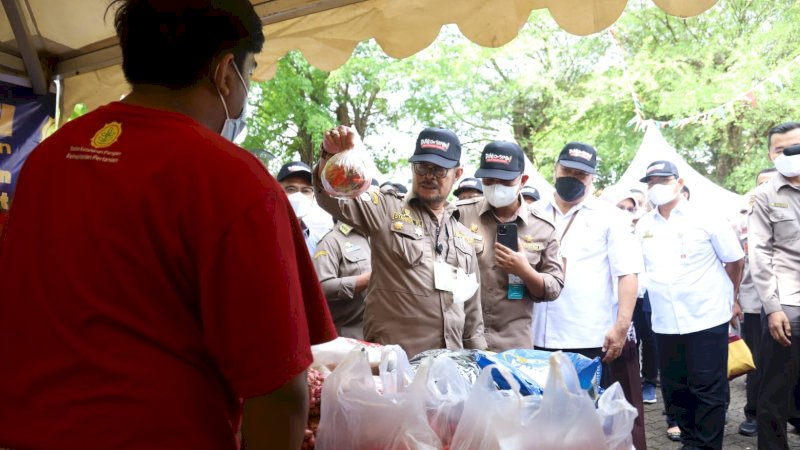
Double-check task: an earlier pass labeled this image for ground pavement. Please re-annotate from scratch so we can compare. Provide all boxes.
[643,376,800,449]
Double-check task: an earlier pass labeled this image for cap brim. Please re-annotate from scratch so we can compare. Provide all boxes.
[558,159,596,175]
[453,187,483,196]
[277,170,312,183]
[639,171,676,183]
[521,192,540,200]
[409,154,459,169]
[474,168,521,181]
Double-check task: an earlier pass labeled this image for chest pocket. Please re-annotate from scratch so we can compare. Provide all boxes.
[769,208,800,243]
[389,223,425,267]
[522,242,543,268]
[342,247,370,272]
[451,235,475,273]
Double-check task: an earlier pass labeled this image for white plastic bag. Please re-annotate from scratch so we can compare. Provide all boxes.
[316,345,441,450]
[596,382,637,450]
[451,352,610,450]
[409,355,473,447]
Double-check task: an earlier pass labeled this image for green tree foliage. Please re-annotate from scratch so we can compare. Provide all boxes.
[244,0,800,192]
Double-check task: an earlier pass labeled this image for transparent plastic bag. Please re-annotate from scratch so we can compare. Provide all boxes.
[321,130,372,198]
[316,345,440,450]
[451,352,609,450]
[596,382,637,450]
[409,356,473,447]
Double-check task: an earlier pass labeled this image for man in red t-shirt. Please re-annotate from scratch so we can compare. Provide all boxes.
[0,1,336,449]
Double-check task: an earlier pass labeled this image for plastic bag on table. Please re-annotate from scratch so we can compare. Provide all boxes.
[596,382,637,450]
[452,352,608,450]
[321,129,372,198]
[409,355,472,447]
[476,349,602,397]
[450,364,541,450]
[316,345,440,450]
[409,349,484,384]
[311,336,383,371]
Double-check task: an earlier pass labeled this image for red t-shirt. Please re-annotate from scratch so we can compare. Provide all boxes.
[0,102,336,449]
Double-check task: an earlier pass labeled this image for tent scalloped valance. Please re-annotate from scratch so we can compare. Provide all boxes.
[62,0,717,115]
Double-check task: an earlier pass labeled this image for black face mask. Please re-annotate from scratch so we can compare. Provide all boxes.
[555,177,586,202]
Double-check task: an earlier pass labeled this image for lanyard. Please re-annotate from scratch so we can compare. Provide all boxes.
[553,208,580,242]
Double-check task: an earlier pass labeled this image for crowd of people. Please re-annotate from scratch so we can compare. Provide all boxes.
[0,1,798,450]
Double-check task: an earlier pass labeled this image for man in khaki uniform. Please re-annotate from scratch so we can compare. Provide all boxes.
[313,126,486,358]
[313,222,371,339]
[457,141,564,351]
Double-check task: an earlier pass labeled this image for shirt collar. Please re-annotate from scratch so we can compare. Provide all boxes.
[774,173,800,191]
[654,197,689,221]
[405,191,460,221]
[478,195,530,225]
[546,193,596,218]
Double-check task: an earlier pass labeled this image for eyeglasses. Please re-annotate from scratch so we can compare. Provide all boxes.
[618,206,637,213]
[412,163,449,179]
[284,186,314,195]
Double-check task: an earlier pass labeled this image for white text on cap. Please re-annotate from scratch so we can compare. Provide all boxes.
[484,153,513,165]
[420,139,450,151]
[568,148,593,161]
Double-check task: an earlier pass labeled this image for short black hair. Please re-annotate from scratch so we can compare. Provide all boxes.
[110,0,265,88]
[681,185,690,200]
[756,167,777,182]
[767,122,800,150]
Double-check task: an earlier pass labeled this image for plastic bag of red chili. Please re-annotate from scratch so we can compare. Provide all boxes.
[321,148,372,198]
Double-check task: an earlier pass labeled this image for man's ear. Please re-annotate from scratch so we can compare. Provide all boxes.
[520,174,529,185]
[454,167,463,182]
[212,53,236,96]
[677,177,686,189]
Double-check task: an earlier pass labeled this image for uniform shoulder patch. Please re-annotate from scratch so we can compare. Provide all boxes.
[338,223,353,235]
[313,250,328,259]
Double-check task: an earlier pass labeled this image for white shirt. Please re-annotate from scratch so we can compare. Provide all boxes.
[635,199,744,334]
[532,195,644,349]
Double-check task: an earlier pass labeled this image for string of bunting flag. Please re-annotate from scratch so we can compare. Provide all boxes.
[608,28,800,132]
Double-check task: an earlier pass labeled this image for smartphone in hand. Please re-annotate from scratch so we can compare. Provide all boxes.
[496,223,518,252]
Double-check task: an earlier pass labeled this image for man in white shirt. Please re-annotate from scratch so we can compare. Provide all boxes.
[636,160,744,450]
[533,142,645,450]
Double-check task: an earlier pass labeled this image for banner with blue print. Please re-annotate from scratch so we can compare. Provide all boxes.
[0,82,56,213]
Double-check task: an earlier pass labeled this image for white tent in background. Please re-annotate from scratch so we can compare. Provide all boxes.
[617,125,743,219]
[522,153,555,199]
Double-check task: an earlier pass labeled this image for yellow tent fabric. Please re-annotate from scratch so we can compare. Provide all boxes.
[0,0,717,114]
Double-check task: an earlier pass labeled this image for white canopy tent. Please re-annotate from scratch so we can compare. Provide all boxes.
[616,124,744,219]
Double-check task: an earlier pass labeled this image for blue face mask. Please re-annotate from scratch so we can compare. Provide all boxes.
[216,61,249,142]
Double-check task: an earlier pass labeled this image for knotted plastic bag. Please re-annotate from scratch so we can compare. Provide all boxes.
[321,128,372,198]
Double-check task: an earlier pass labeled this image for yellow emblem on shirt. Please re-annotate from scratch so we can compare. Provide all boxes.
[313,250,328,259]
[522,235,534,243]
[391,209,421,226]
[642,231,654,239]
[392,221,404,230]
[370,191,380,205]
[90,122,122,148]
[338,223,353,235]
[470,224,479,233]
[522,242,543,251]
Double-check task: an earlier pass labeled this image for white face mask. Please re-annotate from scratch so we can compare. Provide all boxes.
[288,192,313,219]
[648,183,679,206]
[216,61,249,142]
[774,153,800,178]
[483,181,519,208]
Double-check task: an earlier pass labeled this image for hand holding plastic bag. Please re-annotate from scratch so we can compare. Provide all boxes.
[321,126,372,198]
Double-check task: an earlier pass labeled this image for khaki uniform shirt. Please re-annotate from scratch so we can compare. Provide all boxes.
[749,174,800,314]
[457,196,564,351]
[314,170,487,358]
[313,223,371,339]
